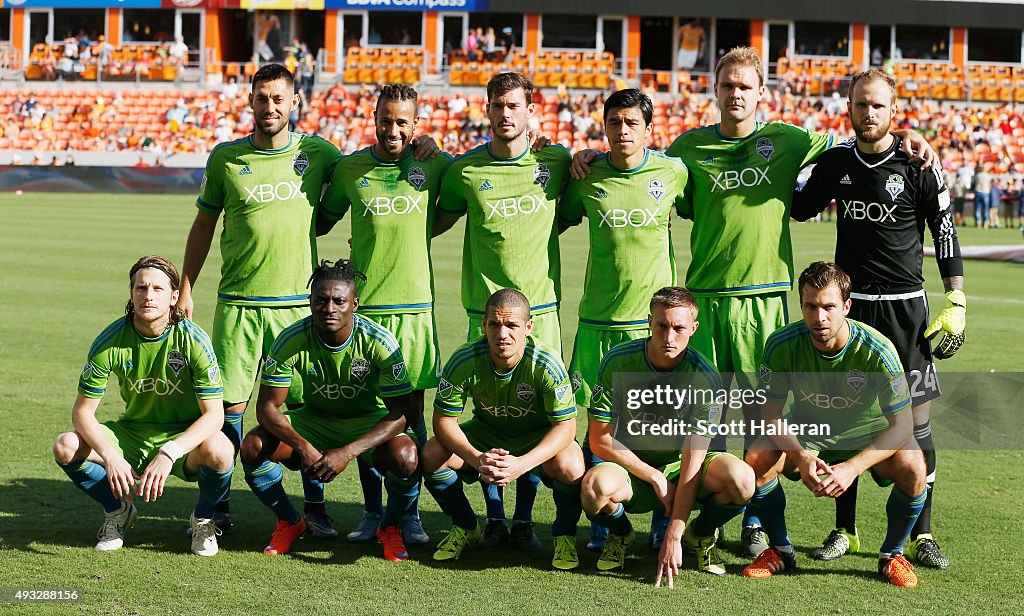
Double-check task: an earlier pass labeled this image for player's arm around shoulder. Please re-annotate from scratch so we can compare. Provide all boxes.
[433,154,468,237]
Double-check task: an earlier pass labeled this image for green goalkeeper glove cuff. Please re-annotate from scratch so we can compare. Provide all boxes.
[924,290,966,359]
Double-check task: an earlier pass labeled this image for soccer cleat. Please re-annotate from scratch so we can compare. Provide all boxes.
[907,535,950,570]
[433,524,481,561]
[586,523,609,552]
[510,522,543,552]
[400,515,430,546]
[346,510,382,543]
[213,509,233,533]
[648,511,669,551]
[743,546,797,578]
[263,518,307,555]
[683,525,725,575]
[552,535,580,570]
[597,531,636,572]
[740,525,770,558]
[812,528,860,561]
[305,510,339,540]
[879,554,919,588]
[189,513,221,557]
[477,519,509,549]
[377,526,409,562]
[95,502,138,551]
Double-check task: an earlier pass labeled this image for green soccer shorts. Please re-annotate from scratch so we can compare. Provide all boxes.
[360,310,440,391]
[691,292,788,388]
[569,323,649,408]
[213,302,307,406]
[285,408,411,463]
[467,309,562,356]
[598,450,732,514]
[98,420,192,481]
[782,437,892,487]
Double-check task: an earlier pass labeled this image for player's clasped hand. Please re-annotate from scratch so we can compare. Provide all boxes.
[478,448,518,485]
[105,455,139,501]
[308,448,354,482]
[137,453,173,502]
[797,454,833,495]
[813,462,857,498]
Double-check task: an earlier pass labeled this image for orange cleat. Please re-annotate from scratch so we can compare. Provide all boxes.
[377,525,410,562]
[263,518,308,555]
[879,554,919,588]
[743,546,796,578]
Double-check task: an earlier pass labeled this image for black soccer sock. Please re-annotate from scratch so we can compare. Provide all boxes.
[911,421,936,539]
[835,475,859,534]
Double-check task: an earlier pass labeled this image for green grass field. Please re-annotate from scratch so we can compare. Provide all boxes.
[1,193,1022,614]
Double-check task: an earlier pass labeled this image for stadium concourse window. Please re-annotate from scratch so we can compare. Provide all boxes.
[794,21,849,57]
[0,9,9,42]
[123,9,176,43]
[54,9,104,42]
[467,13,522,53]
[967,27,1023,63]
[868,25,892,66]
[540,14,598,50]
[895,25,950,60]
[367,11,423,46]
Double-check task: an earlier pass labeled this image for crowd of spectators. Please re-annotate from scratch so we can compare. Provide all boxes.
[2,81,1021,227]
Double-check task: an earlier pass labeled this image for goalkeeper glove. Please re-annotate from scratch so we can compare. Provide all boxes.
[924,290,966,359]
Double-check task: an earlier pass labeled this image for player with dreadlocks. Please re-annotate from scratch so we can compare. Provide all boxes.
[240,258,421,562]
[53,256,235,557]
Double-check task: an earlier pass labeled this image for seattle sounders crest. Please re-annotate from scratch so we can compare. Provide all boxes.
[756,137,774,161]
[293,151,310,176]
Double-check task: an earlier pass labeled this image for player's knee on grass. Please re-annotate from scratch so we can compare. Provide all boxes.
[190,432,236,473]
[581,466,627,515]
[374,436,419,478]
[542,442,585,485]
[708,455,756,504]
[53,431,86,464]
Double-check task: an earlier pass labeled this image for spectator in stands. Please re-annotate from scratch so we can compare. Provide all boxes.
[448,93,468,115]
[989,176,1004,229]
[483,27,498,61]
[871,46,884,66]
[298,43,315,102]
[170,35,189,83]
[467,29,479,61]
[368,28,382,45]
[972,163,992,228]
[500,27,516,54]
[946,168,966,227]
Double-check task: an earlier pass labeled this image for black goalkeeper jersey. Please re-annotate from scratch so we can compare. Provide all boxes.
[792,136,963,293]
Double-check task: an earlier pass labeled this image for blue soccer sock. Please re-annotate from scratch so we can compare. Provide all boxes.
[221,412,244,453]
[551,480,582,537]
[195,464,234,520]
[425,468,476,530]
[355,456,384,516]
[58,459,122,513]
[512,472,541,524]
[749,477,790,548]
[300,469,326,513]
[243,460,299,524]
[481,482,506,521]
[382,470,421,527]
[881,485,927,556]
[587,502,633,536]
[690,498,746,537]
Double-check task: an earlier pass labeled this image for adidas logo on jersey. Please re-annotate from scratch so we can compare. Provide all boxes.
[479,180,494,191]
[840,174,852,185]
[239,165,252,175]
[358,178,370,188]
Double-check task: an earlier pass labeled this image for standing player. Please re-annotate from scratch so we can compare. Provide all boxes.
[239,259,420,561]
[742,261,927,588]
[422,289,585,570]
[53,257,235,556]
[791,69,963,569]
[572,47,936,556]
[559,88,688,551]
[315,84,451,546]
[433,72,570,548]
[581,287,753,577]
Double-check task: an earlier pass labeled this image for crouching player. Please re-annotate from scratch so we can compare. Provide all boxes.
[240,259,420,561]
[580,287,753,577]
[422,289,585,569]
[742,262,927,587]
[53,256,234,556]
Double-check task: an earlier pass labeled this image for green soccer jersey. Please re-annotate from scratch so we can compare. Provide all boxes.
[261,313,412,417]
[196,133,341,307]
[434,337,576,437]
[560,149,688,326]
[78,318,222,428]
[760,319,911,446]
[666,121,834,296]
[319,146,453,314]
[590,338,723,467]
[438,144,570,315]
